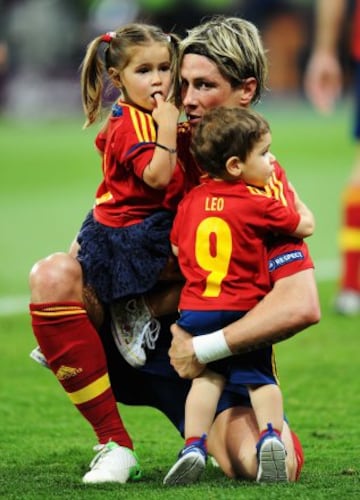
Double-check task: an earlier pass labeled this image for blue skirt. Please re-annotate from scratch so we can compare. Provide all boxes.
[77,210,174,303]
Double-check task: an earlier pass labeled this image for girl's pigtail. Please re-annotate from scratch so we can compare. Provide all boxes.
[80,34,111,128]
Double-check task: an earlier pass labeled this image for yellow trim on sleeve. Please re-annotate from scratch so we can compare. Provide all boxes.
[129,107,156,143]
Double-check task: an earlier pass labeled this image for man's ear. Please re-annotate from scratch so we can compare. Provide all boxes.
[238,77,257,106]
[225,156,243,178]
[108,67,122,88]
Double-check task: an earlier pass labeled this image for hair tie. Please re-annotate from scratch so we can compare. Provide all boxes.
[101,31,116,43]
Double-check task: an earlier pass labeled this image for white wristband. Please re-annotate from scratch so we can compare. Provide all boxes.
[192,329,232,364]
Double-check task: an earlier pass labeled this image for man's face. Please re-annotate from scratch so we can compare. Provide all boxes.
[180,53,245,128]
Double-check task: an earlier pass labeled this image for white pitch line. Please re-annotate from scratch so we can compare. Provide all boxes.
[0,259,339,317]
[0,295,29,316]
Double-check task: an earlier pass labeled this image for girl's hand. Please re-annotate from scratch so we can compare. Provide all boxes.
[152,92,179,127]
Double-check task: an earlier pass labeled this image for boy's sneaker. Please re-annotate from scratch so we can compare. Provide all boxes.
[163,435,207,486]
[82,441,142,484]
[110,296,160,368]
[30,346,50,369]
[256,423,288,482]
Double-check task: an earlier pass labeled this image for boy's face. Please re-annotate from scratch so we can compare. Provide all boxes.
[240,132,275,187]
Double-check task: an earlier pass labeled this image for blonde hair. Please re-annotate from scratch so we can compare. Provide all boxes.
[178,16,268,104]
[80,23,179,128]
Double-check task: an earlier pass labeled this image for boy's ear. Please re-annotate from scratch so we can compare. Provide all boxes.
[108,67,122,88]
[226,156,243,177]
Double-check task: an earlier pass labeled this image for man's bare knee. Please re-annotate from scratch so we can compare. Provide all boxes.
[29,252,83,302]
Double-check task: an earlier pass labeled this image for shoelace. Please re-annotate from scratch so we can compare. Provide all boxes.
[140,319,160,350]
[125,298,149,322]
[89,443,113,469]
[125,298,160,349]
[112,297,160,350]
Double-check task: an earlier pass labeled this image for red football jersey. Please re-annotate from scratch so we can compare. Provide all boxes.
[93,101,177,228]
[265,163,314,281]
[171,174,301,311]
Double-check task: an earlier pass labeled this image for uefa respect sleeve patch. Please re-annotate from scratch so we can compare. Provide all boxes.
[268,250,304,272]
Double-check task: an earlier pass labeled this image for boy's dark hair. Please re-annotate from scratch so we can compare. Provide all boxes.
[191,107,270,178]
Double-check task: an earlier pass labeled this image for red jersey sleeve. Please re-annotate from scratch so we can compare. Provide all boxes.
[262,196,301,234]
[267,162,314,282]
[95,132,107,154]
[270,161,296,209]
[111,104,157,180]
[268,162,314,283]
[267,236,314,284]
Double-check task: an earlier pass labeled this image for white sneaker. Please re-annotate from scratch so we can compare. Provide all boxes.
[82,441,142,484]
[256,434,288,482]
[110,297,160,368]
[30,346,50,369]
[334,289,360,316]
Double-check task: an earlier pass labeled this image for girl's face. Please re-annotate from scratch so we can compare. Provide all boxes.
[180,53,246,127]
[240,132,276,187]
[119,42,171,111]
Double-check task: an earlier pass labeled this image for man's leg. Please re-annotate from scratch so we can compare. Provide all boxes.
[208,405,301,482]
[29,253,140,483]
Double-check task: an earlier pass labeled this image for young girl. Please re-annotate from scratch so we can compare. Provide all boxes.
[29,22,184,485]
[164,106,315,485]
[76,24,183,367]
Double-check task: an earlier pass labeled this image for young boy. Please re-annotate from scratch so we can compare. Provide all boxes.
[164,106,315,485]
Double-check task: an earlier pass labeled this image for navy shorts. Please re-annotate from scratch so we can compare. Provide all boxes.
[99,312,251,436]
[77,210,173,303]
[178,310,278,387]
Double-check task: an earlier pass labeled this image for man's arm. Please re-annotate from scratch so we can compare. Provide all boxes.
[169,269,320,378]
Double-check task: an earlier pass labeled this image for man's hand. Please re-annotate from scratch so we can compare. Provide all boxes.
[169,323,205,379]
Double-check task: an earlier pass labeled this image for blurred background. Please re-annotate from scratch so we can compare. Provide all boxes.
[2,6,359,495]
[0,0,354,117]
[0,0,356,311]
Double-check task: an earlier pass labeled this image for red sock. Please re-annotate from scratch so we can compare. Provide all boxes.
[339,186,360,292]
[290,431,304,481]
[259,426,281,438]
[185,436,207,451]
[30,302,133,449]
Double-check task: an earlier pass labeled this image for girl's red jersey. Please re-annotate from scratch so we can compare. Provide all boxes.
[94,102,164,227]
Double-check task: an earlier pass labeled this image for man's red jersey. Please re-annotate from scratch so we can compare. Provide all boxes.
[171,172,301,311]
[352,0,360,61]
[264,162,314,282]
[163,121,204,212]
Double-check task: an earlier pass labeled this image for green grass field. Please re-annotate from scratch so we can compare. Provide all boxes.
[1,99,359,498]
